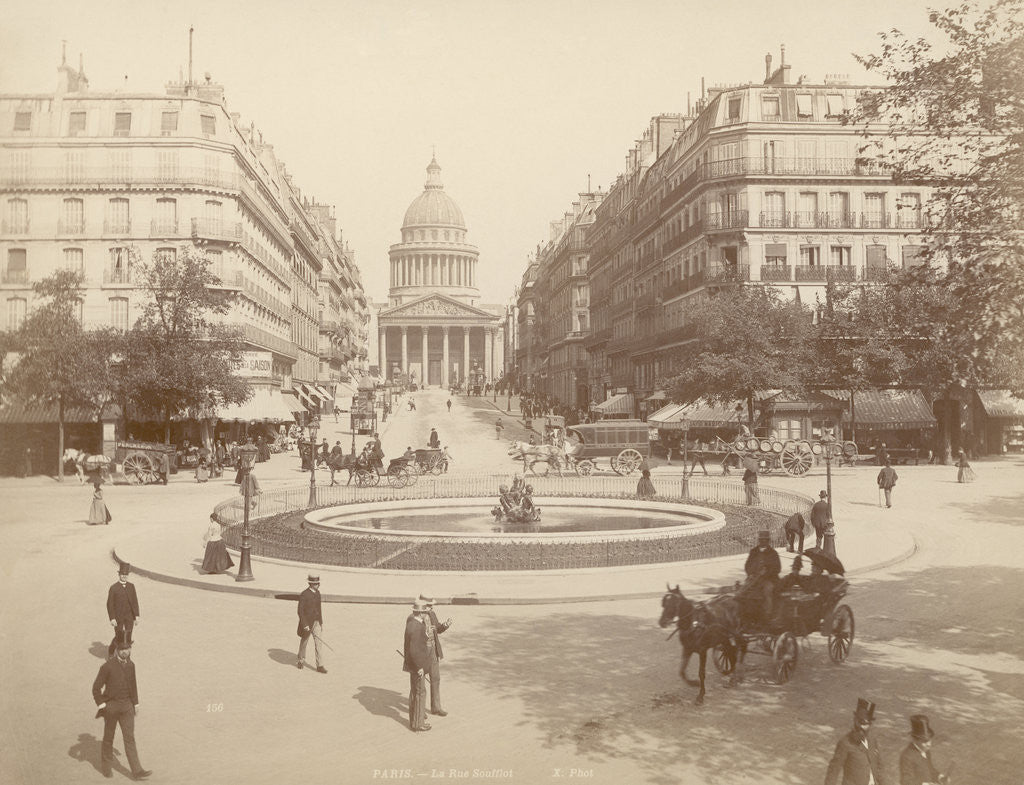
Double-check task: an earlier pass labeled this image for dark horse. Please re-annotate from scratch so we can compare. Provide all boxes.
[658,584,746,705]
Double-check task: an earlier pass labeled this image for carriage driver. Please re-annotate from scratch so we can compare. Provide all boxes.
[740,530,781,625]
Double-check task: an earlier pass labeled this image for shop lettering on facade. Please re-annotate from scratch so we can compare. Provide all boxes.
[235,351,274,378]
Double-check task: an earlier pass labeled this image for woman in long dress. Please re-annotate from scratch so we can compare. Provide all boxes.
[956,449,976,483]
[87,479,111,525]
[201,515,235,574]
[636,468,657,500]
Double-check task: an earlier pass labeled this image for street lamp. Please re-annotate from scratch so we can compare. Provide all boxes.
[821,427,838,559]
[308,415,321,508]
[236,441,259,582]
[680,419,690,497]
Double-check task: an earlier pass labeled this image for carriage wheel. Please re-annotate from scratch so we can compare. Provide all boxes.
[403,466,417,485]
[575,459,595,477]
[613,448,643,476]
[757,457,774,475]
[828,605,855,663]
[122,453,151,485]
[355,469,377,487]
[530,460,550,477]
[772,632,799,684]
[387,466,408,488]
[842,441,859,460]
[780,446,813,476]
[712,643,736,675]
[429,456,444,475]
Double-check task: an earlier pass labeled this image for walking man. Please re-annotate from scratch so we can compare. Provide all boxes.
[687,438,709,476]
[296,574,326,673]
[899,714,949,785]
[742,461,760,505]
[107,563,140,657]
[825,698,886,785]
[495,417,504,440]
[811,490,830,548]
[403,598,433,732]
[92,642,151,780]
[157,450,169,485]
[418,594,453,717]
[877,460,898,508]
[446,399,452,414]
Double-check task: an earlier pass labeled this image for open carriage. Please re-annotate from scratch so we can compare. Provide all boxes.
[352,456,417,489]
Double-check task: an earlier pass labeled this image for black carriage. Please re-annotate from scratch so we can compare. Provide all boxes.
[352,456,416,489]
[413,448,444,475]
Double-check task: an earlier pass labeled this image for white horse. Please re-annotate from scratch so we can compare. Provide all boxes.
[507,441,565,476]
[62,448,111,483]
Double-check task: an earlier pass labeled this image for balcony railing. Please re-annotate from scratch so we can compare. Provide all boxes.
[860,212,891,229]
[103,220,131,235]
[1,269,29,284]
[826,266,858,283]
[894,212,923,229]
[706,264,750,283]
[150,220,180,237]
[103,267,132,285]
[636,291,658,309]
[794,265,828,281]
[703,157,892,179]
[191,218,243,242]
[208,270,244,289]
[2,220,29,234]
[864,265,892,282]
[760,264,792,282]
[706,210,749,230]
[57,219,85,235]
[760,211,791,228]
[0,166,241,191]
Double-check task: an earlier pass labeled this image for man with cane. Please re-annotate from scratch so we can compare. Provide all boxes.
[296,574,327,673]
[403,598,433,732]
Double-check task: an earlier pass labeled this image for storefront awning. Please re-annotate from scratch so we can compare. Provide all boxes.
[294,385,318,411]
[830,389,936,429]
[334,382,357,401]
[282,391,306,416]
[645,390,668,403]
[310,384,333,402]
[648,403,689,429]
[676,400,749,428]
[0,399,121,424]
[591,393,634,416]
[216,388,296,423]
[977,389,1024,419]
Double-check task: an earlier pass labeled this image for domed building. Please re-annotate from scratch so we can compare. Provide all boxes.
[377,157,503,389]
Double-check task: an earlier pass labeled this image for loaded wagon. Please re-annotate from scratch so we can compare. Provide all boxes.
[114,440,176,485]
[716,435,858,476]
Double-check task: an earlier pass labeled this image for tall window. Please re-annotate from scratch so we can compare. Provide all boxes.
[62,198,85,234]
[762,191,786,226]
[64,150,84,183]
[761,95,780,118]
[902,245,924,269]
[6,298,27,330]
[830,246,852,266]
[6,198,28,233]
[106,198,130,233]
[204,200,222,226]
[207,249,224,280]
[203,154,219,185]
[200,114,216,135]
[865,245,888,279]
[109,247,130,283]
[6,249,27,283]
[796,94,813,118]
[826,94,845,117]
[155,247,176,265]
[764,243,787,266]
[110,149,131,180]
[154,198,177,234]
[113,112,131,136]
[63,248,84,273]
[157,150,178,182]
[799,246,821,266]
[8,150,31,183]
[898,192,922,228]
[797,192,819,227]
[828,191,850,226]
[864,193,887,228]
[160,111,179,133]
[109,297,129,331]
[68,111,86,135]
[727,97,741,120]
[13,112,32,132]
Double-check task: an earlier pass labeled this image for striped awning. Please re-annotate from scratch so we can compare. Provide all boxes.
[310,384,333,402]
[675,400,749,428]
[282,391,306,416]
[293,385,319,411]
[0,399,121,424]
[977,390,1024,419]
[334,381,357,401]
[591,392,634,416]
[216,388,296,423]
[645,389,668,403]
[648,403,689,429]
[830,389,937,429]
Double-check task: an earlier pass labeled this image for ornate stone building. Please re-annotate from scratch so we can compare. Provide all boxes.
[376,157,503,388]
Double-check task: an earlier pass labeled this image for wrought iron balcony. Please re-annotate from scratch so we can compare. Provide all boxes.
[191,218,243,242]
[1,269,29,284]
[103,220,131,235]
[150,220,180,237]
[760,264,792,282]
[103,267,133,285]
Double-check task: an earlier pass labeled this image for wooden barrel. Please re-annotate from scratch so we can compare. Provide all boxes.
[746,437,760,451]
[771,440,784,453]
[759,439,773,452]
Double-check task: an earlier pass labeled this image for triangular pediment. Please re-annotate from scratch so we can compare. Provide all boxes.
[380,293,498,321]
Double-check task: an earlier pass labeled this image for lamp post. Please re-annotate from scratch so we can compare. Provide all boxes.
[308,415,321,508]
[680,419,690,497]
[507,373,513,413]
[821,427,838,559]
[236,441,259,582]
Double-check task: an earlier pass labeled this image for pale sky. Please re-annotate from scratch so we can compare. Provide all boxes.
[1,0,939,305]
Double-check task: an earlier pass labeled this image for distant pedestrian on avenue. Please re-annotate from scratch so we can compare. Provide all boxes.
[956,449,975,484]
[446,399,452,413]
[636,468,656,499]
[688,438,708,476]
[107,563,140,657]
[403,598,433,732]
[417,594,453,717]
[157,451,169,485]
[877,460,898,508]
[296,574,326,673]
[899,714,950,785]
[427,428,440,449]
[92,642,151,780]
[201,515,234,575]
[495,417,504,440]
[876,441,889,466]
[811,490,830,549]
[825,698,886,785]
[88,478,111,525]
[742,462,760,505]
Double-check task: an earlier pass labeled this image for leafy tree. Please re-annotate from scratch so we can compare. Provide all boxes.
[662,284,817,426]
[3,270,121,480]
[849,0,1024,393]
[120,245,250,443]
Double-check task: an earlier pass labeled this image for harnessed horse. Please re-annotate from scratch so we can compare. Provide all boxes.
[62,448,111,483]
[507,441,566,476]
[658,584,746,705]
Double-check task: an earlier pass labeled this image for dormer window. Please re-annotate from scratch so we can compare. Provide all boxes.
[762,96,780,117]
[13,112,31,132]
[796,94,813,117]
[727,97,742,120]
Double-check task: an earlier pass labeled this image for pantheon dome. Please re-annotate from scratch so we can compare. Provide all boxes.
[402,157,466,231]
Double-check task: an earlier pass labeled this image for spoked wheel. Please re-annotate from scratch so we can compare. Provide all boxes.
[780,446,813,476]
[712,643,736,675]
[403,466,417,485]
[612,448,644,476]
[429,457,444,475]
[387,467,409,488]
[772,631,799,684]
[354,469,378,487]
[122,454,151,485]
[828,604,855,663]
[575,459,595,477]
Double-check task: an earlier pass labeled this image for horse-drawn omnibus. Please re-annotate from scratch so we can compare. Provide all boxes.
[564,420,650,476]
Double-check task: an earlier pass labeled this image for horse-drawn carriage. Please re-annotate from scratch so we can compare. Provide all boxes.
[716,435,859,476]
[413,448,444,475]
[351,456,417,489]
[563,420,649,476]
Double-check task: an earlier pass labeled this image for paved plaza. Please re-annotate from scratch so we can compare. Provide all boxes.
[1,389,1023,784]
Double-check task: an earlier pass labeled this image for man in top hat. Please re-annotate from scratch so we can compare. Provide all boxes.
[415,594,453,717]
[296,574,326,673]
[107,563,140,657]
[740,530,781,625]
[811,490,830,549]
[899,715,948,785]
[825,698,887,785]
[427,428,440,449]
[92,641,151,780]
[403,598,433,732]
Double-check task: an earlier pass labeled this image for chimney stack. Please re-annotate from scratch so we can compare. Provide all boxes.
[765,53,773,81]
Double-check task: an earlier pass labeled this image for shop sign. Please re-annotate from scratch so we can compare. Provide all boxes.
[235,351,273,378]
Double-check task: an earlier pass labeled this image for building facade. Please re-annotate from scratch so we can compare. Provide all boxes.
[375,157,503,388]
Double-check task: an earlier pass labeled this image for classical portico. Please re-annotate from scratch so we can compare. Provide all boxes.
[376,156,503,387]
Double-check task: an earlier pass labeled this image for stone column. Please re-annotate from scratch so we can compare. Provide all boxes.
[463,328,470,385]
[442,327,450,388]
[401,326,408,373]
[421,326,429,387]
[485,328,493,382]
[379,326,387,374]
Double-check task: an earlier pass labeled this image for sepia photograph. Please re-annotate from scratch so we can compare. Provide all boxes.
[1,0,1022,783]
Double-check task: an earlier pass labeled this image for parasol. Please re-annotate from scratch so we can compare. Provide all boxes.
[802,547,845,575]
[84,454,112,470]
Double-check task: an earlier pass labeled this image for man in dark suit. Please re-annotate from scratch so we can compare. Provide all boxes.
[403,598,433,732]
[740,530,781,625]
[899,714,948,784]
[417,594,453,717]
[107,563,140,657]
[296,574,326,673]
[784,512,806,553]
[92,642,151,780]
[825,698,886,785]
[877,460,899,508]
[811,490,830,548]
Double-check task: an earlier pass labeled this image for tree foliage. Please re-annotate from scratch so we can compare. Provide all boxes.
[120,245,250,437]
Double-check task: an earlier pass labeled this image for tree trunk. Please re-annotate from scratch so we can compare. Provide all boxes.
[849,391,856,444]
[746,391,755,430]
[163,407,171,445]
[57,396,65,482]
